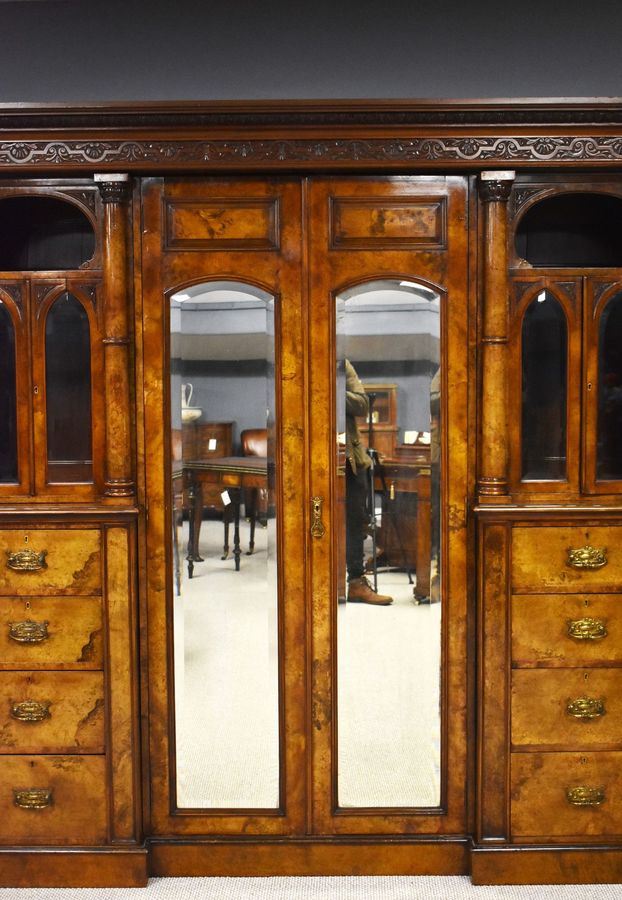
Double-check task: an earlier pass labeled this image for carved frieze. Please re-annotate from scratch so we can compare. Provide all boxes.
[1,136,622,169]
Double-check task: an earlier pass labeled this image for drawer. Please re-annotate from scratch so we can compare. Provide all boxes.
[512,526,622,593]
[0,529,101,595]
[0,755,106,845]
[512,669,622,749]
[0,597,102,669]
[0,672,104,754]
[511,751,622,838]
[512,594,622,667]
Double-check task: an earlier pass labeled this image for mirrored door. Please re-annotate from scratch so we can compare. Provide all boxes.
[141,177,307,836]
[307,176,470,835]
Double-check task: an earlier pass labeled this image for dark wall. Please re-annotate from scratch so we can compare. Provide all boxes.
[1,0,621,103]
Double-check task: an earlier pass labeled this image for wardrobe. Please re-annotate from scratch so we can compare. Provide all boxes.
[0,101,621,887]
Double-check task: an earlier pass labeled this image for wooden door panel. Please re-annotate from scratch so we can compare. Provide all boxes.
[141,177,306,836]
[307,176,470,835]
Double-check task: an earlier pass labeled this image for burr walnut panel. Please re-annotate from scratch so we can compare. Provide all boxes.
[329,197,446,250]
[512,594,622,667]
[165,199,279,250]
[512,526,622,593]
[0,530,101,596]
[511,751,622,839]
[0,755,107,845]
[511,669,622,749]
[0,597,102,670]
[0,672,104,754]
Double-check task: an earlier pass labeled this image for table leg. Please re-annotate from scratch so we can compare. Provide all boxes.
[232,487,242,571]
[186,473,204,578]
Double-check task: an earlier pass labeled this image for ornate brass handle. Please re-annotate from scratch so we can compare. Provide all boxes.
[566,785,605,807]
[13,788,53,810]
[10,700,51,723]
[6,549,48,572]
[567,545,607,570]
[8,620,49,644]
[310,496,326,538]
[567,617,608,641]
[566,697,606,719]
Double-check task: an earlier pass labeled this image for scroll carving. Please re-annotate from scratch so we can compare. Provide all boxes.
[1,137,622,169]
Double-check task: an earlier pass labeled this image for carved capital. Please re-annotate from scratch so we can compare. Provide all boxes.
[479,171,515,203]
[94,173,130,204]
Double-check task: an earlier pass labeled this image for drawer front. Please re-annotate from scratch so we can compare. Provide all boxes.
[511,751,622,838]
[0,672,104,754]
[0,755,107,845]
[512,594,622,667]
[512,669,622,749]
[0,597,102,669]
[512,526,622,593]
[0,530,101,595]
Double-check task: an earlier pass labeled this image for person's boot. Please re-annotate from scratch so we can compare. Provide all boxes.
[347,576,393,605]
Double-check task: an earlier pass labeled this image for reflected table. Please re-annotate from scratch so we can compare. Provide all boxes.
[184,456,268,575]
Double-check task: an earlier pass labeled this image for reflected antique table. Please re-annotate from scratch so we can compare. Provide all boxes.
[184,456,268,575]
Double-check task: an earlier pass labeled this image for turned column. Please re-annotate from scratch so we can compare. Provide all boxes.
[478,170,515,503]
[95,173,135,497]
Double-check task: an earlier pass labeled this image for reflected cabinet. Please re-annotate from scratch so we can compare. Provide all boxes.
[3,105,622,888]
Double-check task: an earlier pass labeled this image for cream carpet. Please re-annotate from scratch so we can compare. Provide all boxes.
[0,876,621,899]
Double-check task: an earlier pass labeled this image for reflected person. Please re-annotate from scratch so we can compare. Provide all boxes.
[345,359,393,605]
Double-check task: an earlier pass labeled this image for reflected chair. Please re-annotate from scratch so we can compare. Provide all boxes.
[240,428,268,555]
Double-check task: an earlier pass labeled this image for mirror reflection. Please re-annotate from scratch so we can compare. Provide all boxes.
[336,280,441,808]
[170,281,279,809]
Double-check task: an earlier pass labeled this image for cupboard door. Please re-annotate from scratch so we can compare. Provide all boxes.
[141,177,307,836]
[584,278,622,493]
[306,177,470,834]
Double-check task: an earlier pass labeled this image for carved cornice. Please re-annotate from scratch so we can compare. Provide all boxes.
[0,135,621,170]
[3,100,622,130]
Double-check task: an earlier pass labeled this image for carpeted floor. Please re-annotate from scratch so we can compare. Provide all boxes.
[0,876,621,899]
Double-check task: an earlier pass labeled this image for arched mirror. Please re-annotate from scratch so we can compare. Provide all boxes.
[597,290,622,480]
[169,281,279,809]
[335,278,441,808]
[0,301,17,483]
[45,291,92,483]
[521,290,568,481]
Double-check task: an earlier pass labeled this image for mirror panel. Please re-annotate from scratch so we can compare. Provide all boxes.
[521,290,567,481]
[597,289,622,480]
[336,279,441,808]
[170,281,280,809]
[45,291,92,483]
[0,301,17,483]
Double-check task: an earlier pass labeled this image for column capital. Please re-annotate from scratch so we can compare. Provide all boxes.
[479,170,515,203]
[94,173,131,204]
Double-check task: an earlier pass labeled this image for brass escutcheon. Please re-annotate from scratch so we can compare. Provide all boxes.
[566,697,606,719]
[10,700,51,723]
[310,496,326,538]
[566,785,605,807]
[567,617,608,641]
[13,788,52,810]
[567,545,607,570]
[8,620,49,644]
[6,549,48,572]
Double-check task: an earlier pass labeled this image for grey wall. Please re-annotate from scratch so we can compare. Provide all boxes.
[1,0,621,102]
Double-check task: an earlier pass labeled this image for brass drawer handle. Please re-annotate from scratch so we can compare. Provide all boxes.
[13,788,52,810]
[10,700,51,723]
[566,697,606,719]
[310,496,326,538]
[566,785,605,807]
[567,617,608,641]
[567,545,607,570]
[8,620,49,644]
[6,549,48,572]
